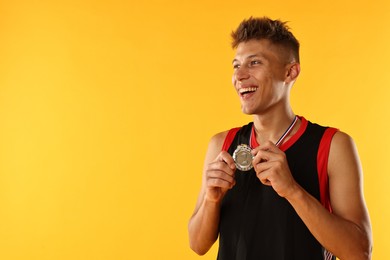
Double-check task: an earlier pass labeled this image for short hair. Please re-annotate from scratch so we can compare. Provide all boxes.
[231,17,300,63]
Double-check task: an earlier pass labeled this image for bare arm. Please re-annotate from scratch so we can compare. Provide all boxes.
[253,132,372,259]
[188,131,236,255]
[287,132,372,259]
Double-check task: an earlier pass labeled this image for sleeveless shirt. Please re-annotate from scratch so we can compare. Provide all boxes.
[218,117,337,260]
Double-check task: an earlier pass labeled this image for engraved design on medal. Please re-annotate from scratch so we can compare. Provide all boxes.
[233,144,254,171]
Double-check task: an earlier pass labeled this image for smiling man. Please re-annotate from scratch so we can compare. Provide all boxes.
[188,17,372,260]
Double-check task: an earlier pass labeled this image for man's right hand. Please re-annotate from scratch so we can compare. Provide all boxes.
[189,132,235,255]
[204,151,236,202]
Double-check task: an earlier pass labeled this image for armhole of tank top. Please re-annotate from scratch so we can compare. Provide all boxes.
[221,127,241,151]
[317,127,338,212]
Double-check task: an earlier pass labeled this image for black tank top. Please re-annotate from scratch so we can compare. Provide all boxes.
[218,117,336,260]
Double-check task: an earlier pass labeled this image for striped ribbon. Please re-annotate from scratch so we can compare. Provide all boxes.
[275,115,298,147]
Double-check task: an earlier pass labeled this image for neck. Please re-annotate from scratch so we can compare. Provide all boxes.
[252,109,297,145]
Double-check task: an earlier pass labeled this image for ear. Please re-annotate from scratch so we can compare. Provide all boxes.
[285,62,300,83]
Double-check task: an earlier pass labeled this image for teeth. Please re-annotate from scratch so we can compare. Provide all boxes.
[239,87,257,94]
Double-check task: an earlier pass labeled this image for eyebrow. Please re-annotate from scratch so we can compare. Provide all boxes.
[232,54,264,64]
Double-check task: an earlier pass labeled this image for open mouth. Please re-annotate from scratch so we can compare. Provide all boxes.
[239,87,258,96]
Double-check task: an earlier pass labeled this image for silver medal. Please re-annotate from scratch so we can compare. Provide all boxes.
[233,144,254,171]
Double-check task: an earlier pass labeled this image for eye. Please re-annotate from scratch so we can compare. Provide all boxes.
[233,63,240,69]
[250,60,261,66]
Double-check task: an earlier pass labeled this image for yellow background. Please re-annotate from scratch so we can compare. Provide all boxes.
[0,0,389,259]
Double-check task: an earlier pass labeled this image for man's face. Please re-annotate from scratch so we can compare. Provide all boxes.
[232,39,290,115]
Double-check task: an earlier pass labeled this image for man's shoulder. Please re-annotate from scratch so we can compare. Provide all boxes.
[210,130,229,144]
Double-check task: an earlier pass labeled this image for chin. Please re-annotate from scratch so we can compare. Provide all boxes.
[241,107,255,115]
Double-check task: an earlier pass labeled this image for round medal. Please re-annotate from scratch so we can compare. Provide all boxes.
[233,144,254,171]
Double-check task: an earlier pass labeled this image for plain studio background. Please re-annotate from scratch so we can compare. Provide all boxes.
[0,0,388,259]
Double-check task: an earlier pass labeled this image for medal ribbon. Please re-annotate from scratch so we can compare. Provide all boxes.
[250,115,298,148]
[275,115,298,147]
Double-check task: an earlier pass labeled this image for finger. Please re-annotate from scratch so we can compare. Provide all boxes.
[254,159,272,174]
[208,178,235,190]
[207,172,236,188]
[254,162,273,186]
[206,165,236,188]
[208,160,236,177]
[217,151,236,170]
[258,174,272,186]
[252,149,273,165]
[251,140,279,155]
[252,145,286,165]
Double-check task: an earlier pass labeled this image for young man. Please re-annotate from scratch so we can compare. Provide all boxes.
[188,17,372,260]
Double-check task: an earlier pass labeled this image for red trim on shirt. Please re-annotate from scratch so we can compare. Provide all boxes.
[250,126,258,148]
[317,127,338,212]
[280,116,307,151]
[222,127,241,151]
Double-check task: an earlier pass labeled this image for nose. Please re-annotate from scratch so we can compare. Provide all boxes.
[233,66,250,85]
